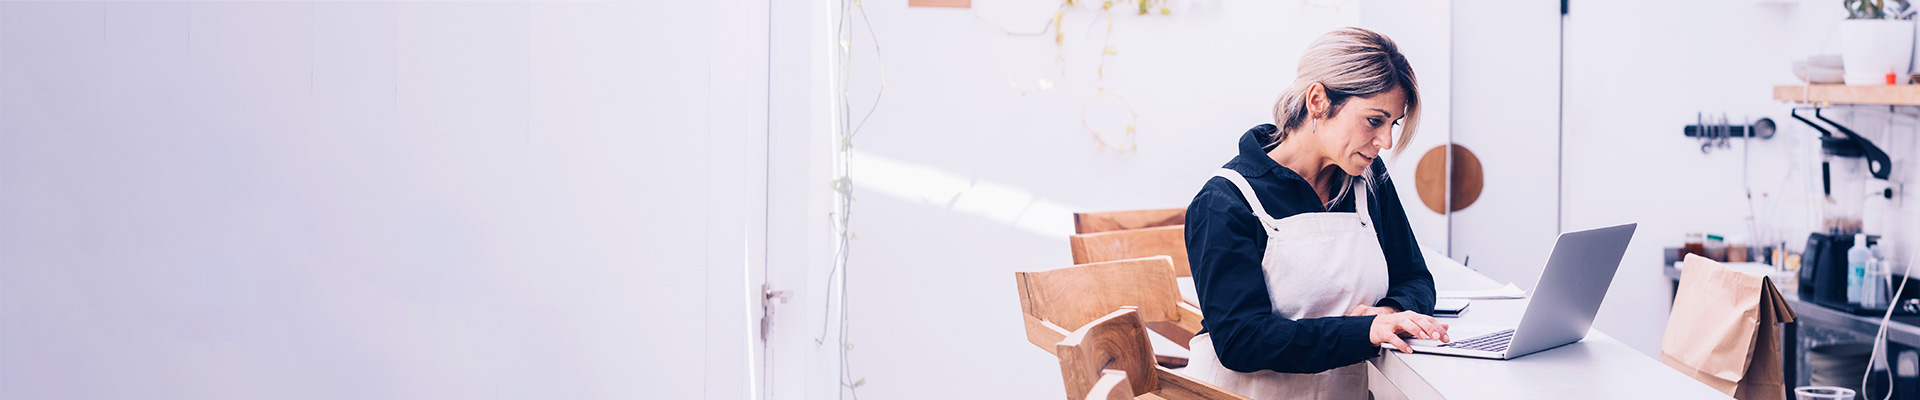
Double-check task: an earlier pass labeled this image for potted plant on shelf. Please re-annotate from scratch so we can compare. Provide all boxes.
[1841,0,1916,85]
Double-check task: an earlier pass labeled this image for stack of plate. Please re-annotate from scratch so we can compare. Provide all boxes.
[1795,55,1847,85]
[1808,343,1874,395]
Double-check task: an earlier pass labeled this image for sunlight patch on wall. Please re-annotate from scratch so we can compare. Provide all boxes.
[850,151,1076,239]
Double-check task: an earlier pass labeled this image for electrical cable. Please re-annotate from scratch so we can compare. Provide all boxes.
[1079,5,1138,153]
[971,3,1065,36]
[812,0,884,398]
[1862,237,1915,400]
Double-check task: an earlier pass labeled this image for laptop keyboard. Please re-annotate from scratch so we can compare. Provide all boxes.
[1439,329,1515,353]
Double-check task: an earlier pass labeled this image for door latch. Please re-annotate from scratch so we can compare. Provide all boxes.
[761,283,791,340]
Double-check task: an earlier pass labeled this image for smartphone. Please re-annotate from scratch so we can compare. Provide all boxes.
[1434,298,1471,316]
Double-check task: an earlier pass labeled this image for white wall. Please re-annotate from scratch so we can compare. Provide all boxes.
[1563,1,1856,356]
[0,2,768,398]
[830,1,1460,398]
[1362,0,1453,255]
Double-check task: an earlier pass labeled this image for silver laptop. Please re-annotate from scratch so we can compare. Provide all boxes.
[1400,223,1636,360]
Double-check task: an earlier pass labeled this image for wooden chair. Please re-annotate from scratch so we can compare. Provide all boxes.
[1074,208,1186,234]
[1018,256,1205,367]
[1056,306,1250,400]
[1069,225,1190,278]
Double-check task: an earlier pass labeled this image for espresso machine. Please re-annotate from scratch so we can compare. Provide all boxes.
[1795,109,1896,314]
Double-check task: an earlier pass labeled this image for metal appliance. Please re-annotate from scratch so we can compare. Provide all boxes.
[1794,108,1898,315]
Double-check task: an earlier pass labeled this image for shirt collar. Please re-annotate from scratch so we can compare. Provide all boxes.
[1225,124,1305,182]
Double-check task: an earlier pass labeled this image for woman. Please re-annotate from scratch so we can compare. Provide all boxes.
[1182,27,1446,399]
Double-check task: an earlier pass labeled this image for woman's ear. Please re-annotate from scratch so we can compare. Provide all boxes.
[1305,82,1330,119]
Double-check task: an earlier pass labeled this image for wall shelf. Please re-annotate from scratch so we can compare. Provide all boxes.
[1774,85,1920,106]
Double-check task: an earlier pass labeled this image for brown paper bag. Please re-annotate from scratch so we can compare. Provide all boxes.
[1660,254,1797,400]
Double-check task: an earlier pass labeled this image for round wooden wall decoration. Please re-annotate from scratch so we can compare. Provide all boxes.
[1412,144,1485,214]
[1414,147,1448,214]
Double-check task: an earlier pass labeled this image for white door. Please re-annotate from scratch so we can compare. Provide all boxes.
[1448,0,1565,289]
[759,0,839,399]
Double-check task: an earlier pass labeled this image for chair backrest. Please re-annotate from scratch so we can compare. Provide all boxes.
[1069,225,1190,277]
[1016,256,1203,354]
[1057,307,1157,400]
[1074,208,1186,234]
[1056,307,1252,400]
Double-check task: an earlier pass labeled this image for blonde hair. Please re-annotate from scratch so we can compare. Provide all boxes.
[1270,27,1421,158]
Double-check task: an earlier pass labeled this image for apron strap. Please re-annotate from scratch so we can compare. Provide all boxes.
[1213,169,1280,227]
[1216,168,1378,230]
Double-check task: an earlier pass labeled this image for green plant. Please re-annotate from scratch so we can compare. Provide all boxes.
[1848,0,1886,19]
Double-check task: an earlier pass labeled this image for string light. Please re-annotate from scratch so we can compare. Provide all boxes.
[816,0,884,398]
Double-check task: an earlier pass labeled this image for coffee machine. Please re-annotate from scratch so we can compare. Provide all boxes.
[1797,109,1894,314]
[1802,231,1859,311]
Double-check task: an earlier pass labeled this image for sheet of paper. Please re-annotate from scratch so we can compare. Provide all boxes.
[1438,283,1527,299]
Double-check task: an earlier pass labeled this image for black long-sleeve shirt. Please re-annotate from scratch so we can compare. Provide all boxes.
[1185,124,1436,374]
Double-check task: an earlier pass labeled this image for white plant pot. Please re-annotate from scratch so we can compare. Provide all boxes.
[1841,19,1914,85]
[1912,20,1920,74]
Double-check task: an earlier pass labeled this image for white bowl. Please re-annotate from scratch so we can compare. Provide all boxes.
[1809,54,1845,68]
[1794,61,1847,84]
[1808,67,1846,84]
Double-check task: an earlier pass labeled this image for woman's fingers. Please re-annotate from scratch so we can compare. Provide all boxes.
[1383,311,1452,342]
[1403,313,1445,342]
[1370,316,1413,353]
[1382,332,1412,354]
[1420,315,1449,342]
[1347,305,1371,316]
[1371,312,1447,352]
[1396,319,1431,340]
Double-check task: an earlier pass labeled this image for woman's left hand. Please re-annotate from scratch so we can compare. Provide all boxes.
[1346,305,1400,317]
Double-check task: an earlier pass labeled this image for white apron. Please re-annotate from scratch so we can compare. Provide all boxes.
[1184,168,1391,400]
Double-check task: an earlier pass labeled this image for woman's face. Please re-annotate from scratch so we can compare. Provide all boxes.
[1315,86,1407,176]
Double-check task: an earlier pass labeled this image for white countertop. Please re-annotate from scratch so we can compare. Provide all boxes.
[1371,258,1732,399]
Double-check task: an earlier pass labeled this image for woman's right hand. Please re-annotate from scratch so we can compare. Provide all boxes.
[1369,311,1450,354]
